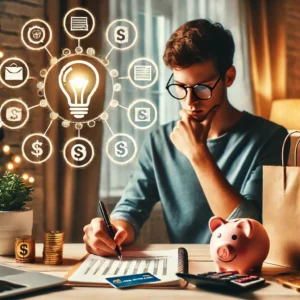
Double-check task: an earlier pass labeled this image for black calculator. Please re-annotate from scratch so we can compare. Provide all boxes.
[176,271,266,292]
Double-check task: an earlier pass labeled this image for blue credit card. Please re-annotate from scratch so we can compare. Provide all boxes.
[106,272,161,288]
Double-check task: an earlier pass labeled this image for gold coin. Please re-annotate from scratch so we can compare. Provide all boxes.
[15,236,35,263]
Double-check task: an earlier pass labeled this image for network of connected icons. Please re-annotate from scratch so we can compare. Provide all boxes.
[0,8,158,168]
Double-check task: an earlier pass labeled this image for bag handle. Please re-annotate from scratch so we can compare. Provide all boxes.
[281,131,300,167]
[9,63,18,67]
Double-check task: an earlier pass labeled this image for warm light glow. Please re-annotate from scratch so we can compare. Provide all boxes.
[29,177,35,183]
[7,163,14,170]
[22,173,29,180]
[0,51,4,58]
[72,77,86,89]
[13,155,21,163]
[3,145,10,153]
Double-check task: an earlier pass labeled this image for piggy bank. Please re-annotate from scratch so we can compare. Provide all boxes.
[209,217,270,274]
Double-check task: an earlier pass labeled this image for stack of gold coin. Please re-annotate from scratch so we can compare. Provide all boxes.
[15,235,35,263]
[43,231,64,265]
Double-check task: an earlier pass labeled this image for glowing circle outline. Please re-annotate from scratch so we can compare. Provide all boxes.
[63,7,96,40]
[106,19,138,51]
[127,99,157,130]
[22,133,53,164]
[0,58,30,89]
[43,53,115,124]
[21,19,52,50]
[128,57,159,89]
[63,136,95,168]
[106,133,137,165]
[0,99,30,129]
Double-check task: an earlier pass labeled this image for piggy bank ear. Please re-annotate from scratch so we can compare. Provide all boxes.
[235,219,253,238]
[209,216,228,233]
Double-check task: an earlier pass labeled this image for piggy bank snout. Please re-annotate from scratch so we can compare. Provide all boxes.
[216,244,236,261]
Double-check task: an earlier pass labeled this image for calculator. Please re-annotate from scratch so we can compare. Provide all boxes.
[176,271,266,292]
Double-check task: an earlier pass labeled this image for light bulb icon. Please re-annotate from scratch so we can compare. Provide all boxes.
[58,60,99,119]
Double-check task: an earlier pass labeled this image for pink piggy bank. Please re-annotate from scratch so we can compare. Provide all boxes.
[209,217,270,274]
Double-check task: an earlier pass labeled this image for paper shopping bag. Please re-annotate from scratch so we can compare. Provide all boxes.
[5,63,23,81]
[263,131,300,269]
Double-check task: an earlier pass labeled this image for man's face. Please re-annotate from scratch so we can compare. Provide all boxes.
[173,61,226,121]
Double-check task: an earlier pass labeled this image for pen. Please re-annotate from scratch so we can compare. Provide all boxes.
[98,201,122,260]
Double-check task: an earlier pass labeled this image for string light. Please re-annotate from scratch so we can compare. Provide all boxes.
[22,173,29,180]
[7,163,14,170]
[28,177,35,183]
[13,155,21,164]
[3,145,10,153]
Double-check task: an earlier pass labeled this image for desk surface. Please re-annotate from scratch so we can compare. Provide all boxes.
[0,244,299,299]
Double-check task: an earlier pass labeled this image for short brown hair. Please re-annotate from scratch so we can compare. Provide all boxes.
[163,19,235,75]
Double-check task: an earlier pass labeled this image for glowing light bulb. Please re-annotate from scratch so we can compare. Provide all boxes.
[13,155,21,163]
[7,163,14,170]
[58,60,99,119]
[0,51,4,58]
[23,173,29,180]
[3,145,10,153]
[29,177,35,183]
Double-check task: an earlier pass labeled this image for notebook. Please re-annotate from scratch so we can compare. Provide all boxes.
[65,247,188,288]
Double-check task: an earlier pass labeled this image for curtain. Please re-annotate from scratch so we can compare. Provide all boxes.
[246,0,287,119]
[100,0,253,203]
[44,0,109,242]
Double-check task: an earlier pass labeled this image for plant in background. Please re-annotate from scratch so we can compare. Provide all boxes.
[0,171,34,211]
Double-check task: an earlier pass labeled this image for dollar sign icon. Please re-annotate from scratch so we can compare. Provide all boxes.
[114,26,128,44]
[31,140,43,157]
[115,141,128,158]
[20,244,28,257]
[71,144,87,161]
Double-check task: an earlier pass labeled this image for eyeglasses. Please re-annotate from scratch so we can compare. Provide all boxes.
[165,73,222,100]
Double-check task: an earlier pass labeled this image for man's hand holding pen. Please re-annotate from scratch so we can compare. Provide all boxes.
[83,217,127,257]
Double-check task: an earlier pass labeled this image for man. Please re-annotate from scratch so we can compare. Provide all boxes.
[83,19,288,256]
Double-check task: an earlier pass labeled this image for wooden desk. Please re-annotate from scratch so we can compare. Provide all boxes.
[0,244,299,299]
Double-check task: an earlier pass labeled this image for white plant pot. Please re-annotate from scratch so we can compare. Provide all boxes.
[0,208,33,255]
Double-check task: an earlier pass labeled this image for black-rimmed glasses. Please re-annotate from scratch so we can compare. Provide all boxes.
[166,73,222,100]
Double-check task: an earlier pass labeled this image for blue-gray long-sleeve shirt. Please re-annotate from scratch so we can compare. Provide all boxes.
[110,111,288,243]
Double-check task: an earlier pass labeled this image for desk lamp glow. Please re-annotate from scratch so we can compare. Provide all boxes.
[58,60,99,119]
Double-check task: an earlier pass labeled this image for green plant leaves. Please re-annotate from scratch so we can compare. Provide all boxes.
[0,171,34,211]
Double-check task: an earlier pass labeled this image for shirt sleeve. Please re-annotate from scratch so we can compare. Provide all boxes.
[110,132,160,240]
[228,126,289,223]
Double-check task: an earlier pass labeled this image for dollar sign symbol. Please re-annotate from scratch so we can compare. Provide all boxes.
[20,244,28,257]
[11,109,18,120]
[139,109,147,120]
[31,140,43,157]
[117,28,125,41]
[115,141,128,158]
[71,144,87,161]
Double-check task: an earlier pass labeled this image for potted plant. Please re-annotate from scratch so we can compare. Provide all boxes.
[0,171,34,255]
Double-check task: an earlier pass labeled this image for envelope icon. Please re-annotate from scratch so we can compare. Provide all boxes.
[5,63,23,81]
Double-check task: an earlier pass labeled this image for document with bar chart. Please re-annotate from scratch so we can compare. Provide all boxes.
[66,249,186,287]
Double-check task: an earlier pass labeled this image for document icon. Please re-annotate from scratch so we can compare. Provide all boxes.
[134,66,152,81]
[5,64,23,81]
[71,17,88,31]
[6,107,22,121]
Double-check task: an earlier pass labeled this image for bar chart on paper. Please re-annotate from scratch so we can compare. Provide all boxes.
[68,249,180,284]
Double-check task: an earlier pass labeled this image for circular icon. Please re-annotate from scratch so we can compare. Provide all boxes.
[63,137,94,168]
[106,134,137,165]
[106,19,138,50]
[127,99,157,130]
[21,19,52,50]
[0,58,30,89]
[0,99,29,129]
[63,8,95,40]
[128,57,158,89]
[43,54,114,123]
[22,133,53,164]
